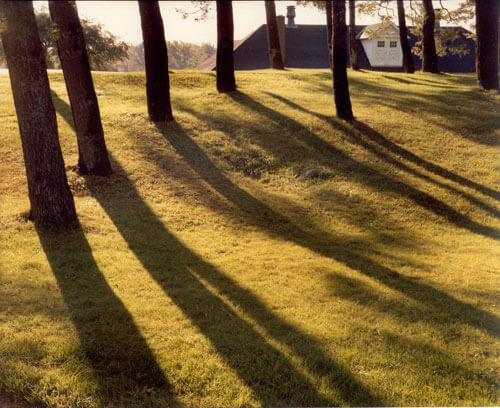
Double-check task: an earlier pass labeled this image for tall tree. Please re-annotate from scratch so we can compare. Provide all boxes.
[332,0,354,121]
[49,0,112,175]
[265,0,284,69]
[216,0,236,93]
[0,1,76,224]
[475,0,499,90]
[421,0,439,73]
[326,0,333,71]
[397,0,415,73]
[138,0,173,122]
[349,0,359,70]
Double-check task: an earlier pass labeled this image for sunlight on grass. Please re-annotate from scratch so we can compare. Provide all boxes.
[0,69,499,407]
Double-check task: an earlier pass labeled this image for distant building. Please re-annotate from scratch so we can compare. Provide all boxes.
[197,6,475,73]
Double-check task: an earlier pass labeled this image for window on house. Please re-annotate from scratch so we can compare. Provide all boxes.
[390,41,397,48]
[377,41,385,47]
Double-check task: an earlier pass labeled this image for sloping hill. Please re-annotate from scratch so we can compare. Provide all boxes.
[0,70,499,407]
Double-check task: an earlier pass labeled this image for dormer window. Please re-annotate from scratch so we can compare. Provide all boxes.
[390,41,397,48]
[377,41,385,47]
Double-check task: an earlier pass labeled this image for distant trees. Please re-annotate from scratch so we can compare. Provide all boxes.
[349,0,359,70]
[0,10,128,70]
[115,42,215,72]
[475,0,499,90]
[49,0,112,175]
[0,1,76,224]
[397,0,414,73]
[265,0,284,69]
[332,0,354,120]
[138,0,173,122]
[216,0,236,92]
[421,0,439,73]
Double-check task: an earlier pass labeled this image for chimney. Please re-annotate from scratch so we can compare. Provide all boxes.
[287,6,297,28]
[276,15,286,62]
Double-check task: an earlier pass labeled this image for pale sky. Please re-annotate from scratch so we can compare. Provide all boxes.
[33,1,466,47]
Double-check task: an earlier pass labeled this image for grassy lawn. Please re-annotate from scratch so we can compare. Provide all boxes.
[0,69,499,407]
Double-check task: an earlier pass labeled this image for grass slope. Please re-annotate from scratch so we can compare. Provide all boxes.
[0,69,499,407]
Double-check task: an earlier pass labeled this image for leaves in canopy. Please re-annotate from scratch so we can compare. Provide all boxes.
[0,9,129,71]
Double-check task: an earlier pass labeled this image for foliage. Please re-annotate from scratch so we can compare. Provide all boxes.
[355,1,475,58]
[114,41,216,71]
[0,10,128,70]
[1,69,499,407]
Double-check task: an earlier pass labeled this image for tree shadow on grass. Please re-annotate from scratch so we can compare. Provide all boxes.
[151,120,500,341]
[222,91,499,239]
[84,158,383,407]
[35,223,174,405]
[50,90,383,406]
[264,91,500,216]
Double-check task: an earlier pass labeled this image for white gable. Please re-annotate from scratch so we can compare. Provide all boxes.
[359,23,403,67]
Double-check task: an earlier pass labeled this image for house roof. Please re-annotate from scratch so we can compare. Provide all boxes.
[195,22,475,72]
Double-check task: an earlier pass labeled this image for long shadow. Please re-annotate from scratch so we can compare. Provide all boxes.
[221,91,499,239]
[151,121,500,341]
[264,91,500,219]
[348,76,500,147]
[35,223,173,404]
[50,90,382,405]
[86,159,382,406]
[52,88,500,403]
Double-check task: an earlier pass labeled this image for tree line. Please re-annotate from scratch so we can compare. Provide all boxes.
[0,0,498,226]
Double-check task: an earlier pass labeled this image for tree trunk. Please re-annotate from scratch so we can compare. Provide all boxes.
[326,0,333,71]
[48,0,112,175]
[265,1,284,69]
[332,0,354,121]
[397,0,415,74]
[0,1,76,225]
[476,0,499,90]
[138,0,173,121]
[216,0,236,93]
[422,0,439,73]
[349,0,359,70]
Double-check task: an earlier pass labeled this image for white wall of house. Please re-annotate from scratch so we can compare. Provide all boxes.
[360,25,403,67]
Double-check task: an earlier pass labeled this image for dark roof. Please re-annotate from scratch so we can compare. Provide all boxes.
[196,23,475,72]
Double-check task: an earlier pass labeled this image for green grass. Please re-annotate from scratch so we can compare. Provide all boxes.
[0,69,499,407]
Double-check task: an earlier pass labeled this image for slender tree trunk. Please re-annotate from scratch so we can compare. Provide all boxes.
[138,0,173,122]
[397,0,415,74]
[0,1,76,225]
[422,0,439,73]
[349,0,359,70]
[332,0,354,121]
[476,0,499,90]
[216,0,236,92]
[265,0,284,69]
[326,0,333,71]
[49,0,112,175]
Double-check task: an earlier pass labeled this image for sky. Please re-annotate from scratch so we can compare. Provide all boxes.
[33,1,466,47]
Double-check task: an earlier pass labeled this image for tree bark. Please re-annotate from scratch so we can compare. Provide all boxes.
[49,0,112,175]
[422,0,439,73]
[0,1,76,225]
[265,1,284,69]
[138,0,173,122]
[476,0,499,90]
[326,0,333,71]
[349,0,359,70]
[216,0,236,93]
[397,0,415,74]
[332,0,354,121]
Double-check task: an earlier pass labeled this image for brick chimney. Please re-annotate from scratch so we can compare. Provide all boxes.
[287,6,297,28]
